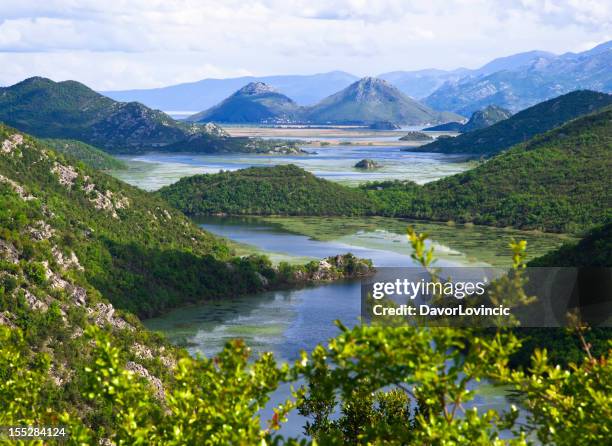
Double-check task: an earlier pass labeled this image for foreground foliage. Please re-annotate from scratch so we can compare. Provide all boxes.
[2,220,610,444]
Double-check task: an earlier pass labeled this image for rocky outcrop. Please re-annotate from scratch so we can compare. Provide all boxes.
[52,246,84,271]
[126,361,165,401]
[0,240,19,263]
[0,174,36,201]
[355,159,381,169]
[29,220,55,240]
[88,303,134,331]
[1,133,24,154]
[52,162,79,188]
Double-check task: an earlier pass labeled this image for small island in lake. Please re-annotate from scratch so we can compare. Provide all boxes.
[399,131,433,141]
[354,159,381,169]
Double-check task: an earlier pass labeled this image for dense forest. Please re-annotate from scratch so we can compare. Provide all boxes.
[159,164,375,216]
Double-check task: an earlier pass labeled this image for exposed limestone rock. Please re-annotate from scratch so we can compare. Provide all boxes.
[126,361,165,401]
[70,326,84,339]
[0,174,36,200]
[88,189,129,219]
[0,240,19,263]
[202,122,230,137]
[52,162,79,188]
[132,343,154,360]
[42,261,69,290]
[159,355,177,370]
[22,289,49,312]
[89,302,134,331]
[115,195,130,209]
[68,285,88,306]
[1,133,24,154]
[49,362,74,386]
[0,311,16,328]
[52,246,84,271]
[29,220,55,240]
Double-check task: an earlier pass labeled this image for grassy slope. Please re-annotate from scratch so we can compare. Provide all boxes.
[413,90,612,155]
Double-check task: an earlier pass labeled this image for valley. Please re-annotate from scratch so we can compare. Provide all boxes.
[1,28,610,443]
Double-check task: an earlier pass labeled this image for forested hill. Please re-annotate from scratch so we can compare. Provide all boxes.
[368,106,612,233]
[158,164,376,216]
[0,77,267,154]
[411,90,612,156]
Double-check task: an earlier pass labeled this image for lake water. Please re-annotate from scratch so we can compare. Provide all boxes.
[124,134,561,440]
[144,215,560,438]
[112,145,473,190]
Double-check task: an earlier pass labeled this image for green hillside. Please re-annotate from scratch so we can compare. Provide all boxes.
[0,125,373,442]
[158,164,375,216]
[411,90,612,156]
[42,138,127,170]
[370,106,612,232]
[0,77,273,154]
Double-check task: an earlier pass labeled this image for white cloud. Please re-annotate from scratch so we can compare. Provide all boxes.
[0,0,609,89]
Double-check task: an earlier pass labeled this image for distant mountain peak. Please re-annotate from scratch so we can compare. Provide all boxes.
[354,77,393,89]
[236,82,278,96]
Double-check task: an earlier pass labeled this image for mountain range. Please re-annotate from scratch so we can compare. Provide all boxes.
[411,90,612,156]
[0,77,303,154]
[424,41,612,115]
[104,71,360,111]
[188,77,461,125]
[101,41,610,114]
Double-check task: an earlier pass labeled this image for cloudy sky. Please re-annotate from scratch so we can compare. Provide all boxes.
[1,0,610,90]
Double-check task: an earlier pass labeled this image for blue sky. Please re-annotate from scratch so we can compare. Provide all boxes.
[0,0,610,89]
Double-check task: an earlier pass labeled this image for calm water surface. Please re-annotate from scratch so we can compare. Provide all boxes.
[145,216,564,438]
[112,145,472,190]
